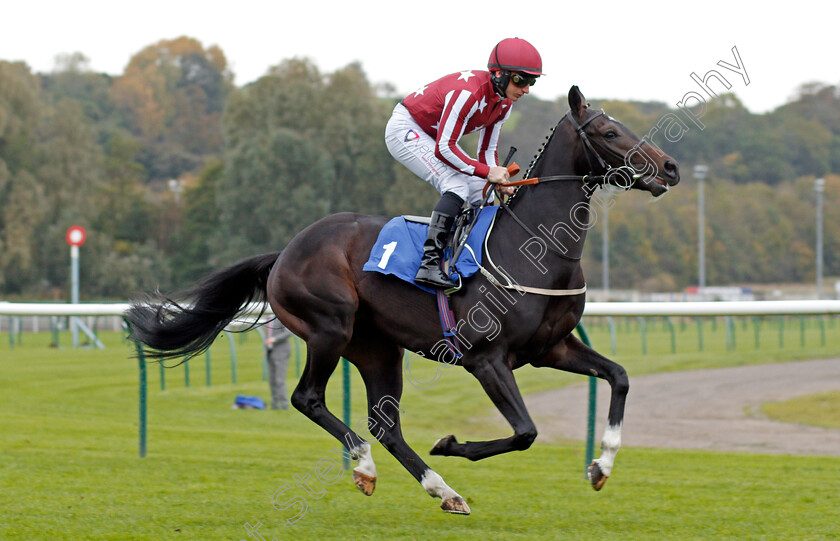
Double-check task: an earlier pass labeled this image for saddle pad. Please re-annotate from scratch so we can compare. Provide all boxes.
[363,206,499,293]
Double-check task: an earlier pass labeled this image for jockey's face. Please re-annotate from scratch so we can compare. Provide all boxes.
[495,70,532,102]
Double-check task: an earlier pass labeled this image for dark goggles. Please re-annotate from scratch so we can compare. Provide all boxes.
[510,72,538,88]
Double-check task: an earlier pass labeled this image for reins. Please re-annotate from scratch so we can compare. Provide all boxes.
[480,110,625,199]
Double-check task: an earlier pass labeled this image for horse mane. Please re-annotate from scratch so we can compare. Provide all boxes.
[506,113,568,207]
[524,119,561,179]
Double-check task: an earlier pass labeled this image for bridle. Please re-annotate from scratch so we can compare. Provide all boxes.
[466,107,648,295]
[564,109,612,173]
[484,108,639,262]
[484,108,640,203]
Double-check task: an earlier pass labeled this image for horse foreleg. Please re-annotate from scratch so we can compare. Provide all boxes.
[431,355,538,462]
[532,334,629,491]
[350,341,470,514]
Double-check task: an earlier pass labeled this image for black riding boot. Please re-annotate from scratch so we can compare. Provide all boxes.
[414,211,457,289]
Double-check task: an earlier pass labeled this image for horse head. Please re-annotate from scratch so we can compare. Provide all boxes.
[566,85,680,197]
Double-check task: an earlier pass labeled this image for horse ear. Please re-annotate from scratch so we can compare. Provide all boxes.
[568,85,587,120]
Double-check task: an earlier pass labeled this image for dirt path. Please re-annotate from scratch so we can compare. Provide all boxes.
[523,358,840,455]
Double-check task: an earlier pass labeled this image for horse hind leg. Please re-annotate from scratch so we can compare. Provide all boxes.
[290,333,372,484]
[348,339,470,514]
[532,334,629,491]
[430,354,538,462]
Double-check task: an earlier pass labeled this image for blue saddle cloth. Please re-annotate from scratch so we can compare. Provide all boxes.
[363,207,499,293]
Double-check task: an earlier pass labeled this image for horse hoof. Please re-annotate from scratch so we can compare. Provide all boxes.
[430,435,458,456]
[353,470,376,496]
[587,462,608,491]
[441,496,471,515]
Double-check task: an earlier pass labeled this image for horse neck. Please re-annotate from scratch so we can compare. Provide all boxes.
[510,124,594,257]
[486,125,593,286]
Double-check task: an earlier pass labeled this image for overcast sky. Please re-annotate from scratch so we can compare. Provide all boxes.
[3,1,836,113]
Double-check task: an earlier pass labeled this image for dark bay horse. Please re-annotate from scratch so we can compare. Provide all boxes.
[127,86,680,515]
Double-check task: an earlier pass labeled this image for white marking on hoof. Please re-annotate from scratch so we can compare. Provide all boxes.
[420,469,461,502]
[593,423,622,477]
[351,442,377,478]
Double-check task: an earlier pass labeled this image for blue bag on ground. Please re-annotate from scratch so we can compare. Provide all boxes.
[234,394,266,409]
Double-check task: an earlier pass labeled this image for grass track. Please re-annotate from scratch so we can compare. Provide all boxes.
[2,322,840,540]
[762,391,840,429]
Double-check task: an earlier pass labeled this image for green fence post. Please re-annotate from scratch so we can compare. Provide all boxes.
[753,316,761,349]
[607,317,617,356]
[255,327,267,381]
[51,316,60,348]
[799,316,806,348]
[159,361,165,391]
[224,331,237,384]
[725,316,735,351]
[86,315,99,346]
[205,349,212,387]
[665,317,676,354]
[7,316,13,350]
[730,316,737,350]
[184,357,190,388]
[137,344,147,458]
[125,318,147,459]
[697,317,704,352]
[778,316,784,349]
[637,317,647,355]
[820,316,826,346]
[575,323,597,477]
[342,357,351,470]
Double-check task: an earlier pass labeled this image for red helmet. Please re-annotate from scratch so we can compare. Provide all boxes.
[487,38,544,76]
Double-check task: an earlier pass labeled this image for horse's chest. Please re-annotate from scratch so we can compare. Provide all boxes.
[523,313,578,357]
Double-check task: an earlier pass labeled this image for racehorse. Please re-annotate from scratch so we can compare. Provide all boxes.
[126,86,680,515]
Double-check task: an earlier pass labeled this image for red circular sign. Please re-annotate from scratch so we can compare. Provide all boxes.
[66,225,87,247]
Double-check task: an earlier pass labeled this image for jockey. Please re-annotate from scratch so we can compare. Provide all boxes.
[385,37,543,289]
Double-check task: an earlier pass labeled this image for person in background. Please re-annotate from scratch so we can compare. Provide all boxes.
[264,317,292,410]
[385,37,543,289]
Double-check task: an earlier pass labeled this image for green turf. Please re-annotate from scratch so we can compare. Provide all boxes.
[762,391,840,430]
[2,320,840,540]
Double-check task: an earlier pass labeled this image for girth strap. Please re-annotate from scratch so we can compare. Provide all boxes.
[435,289,463,359]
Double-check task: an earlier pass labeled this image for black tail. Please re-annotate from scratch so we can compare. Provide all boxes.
[126,252,281,360]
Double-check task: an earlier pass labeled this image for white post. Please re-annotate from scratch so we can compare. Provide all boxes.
[71,244,80,348]
[815,178,825,299]
[602,206,609,299]
[694,164,709,290]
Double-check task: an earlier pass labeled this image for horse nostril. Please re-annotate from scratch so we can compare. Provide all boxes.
[664,160,679,178]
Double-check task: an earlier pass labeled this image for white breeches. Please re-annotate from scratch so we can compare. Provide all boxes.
[385,103,487,206]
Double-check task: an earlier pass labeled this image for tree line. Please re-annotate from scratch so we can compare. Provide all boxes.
[0,36,836,299]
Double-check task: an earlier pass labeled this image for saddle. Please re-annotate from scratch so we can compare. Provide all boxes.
[362,206,499,294]
[405,206,478,277]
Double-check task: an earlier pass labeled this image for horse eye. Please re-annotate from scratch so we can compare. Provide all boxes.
[604,131,618,139]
